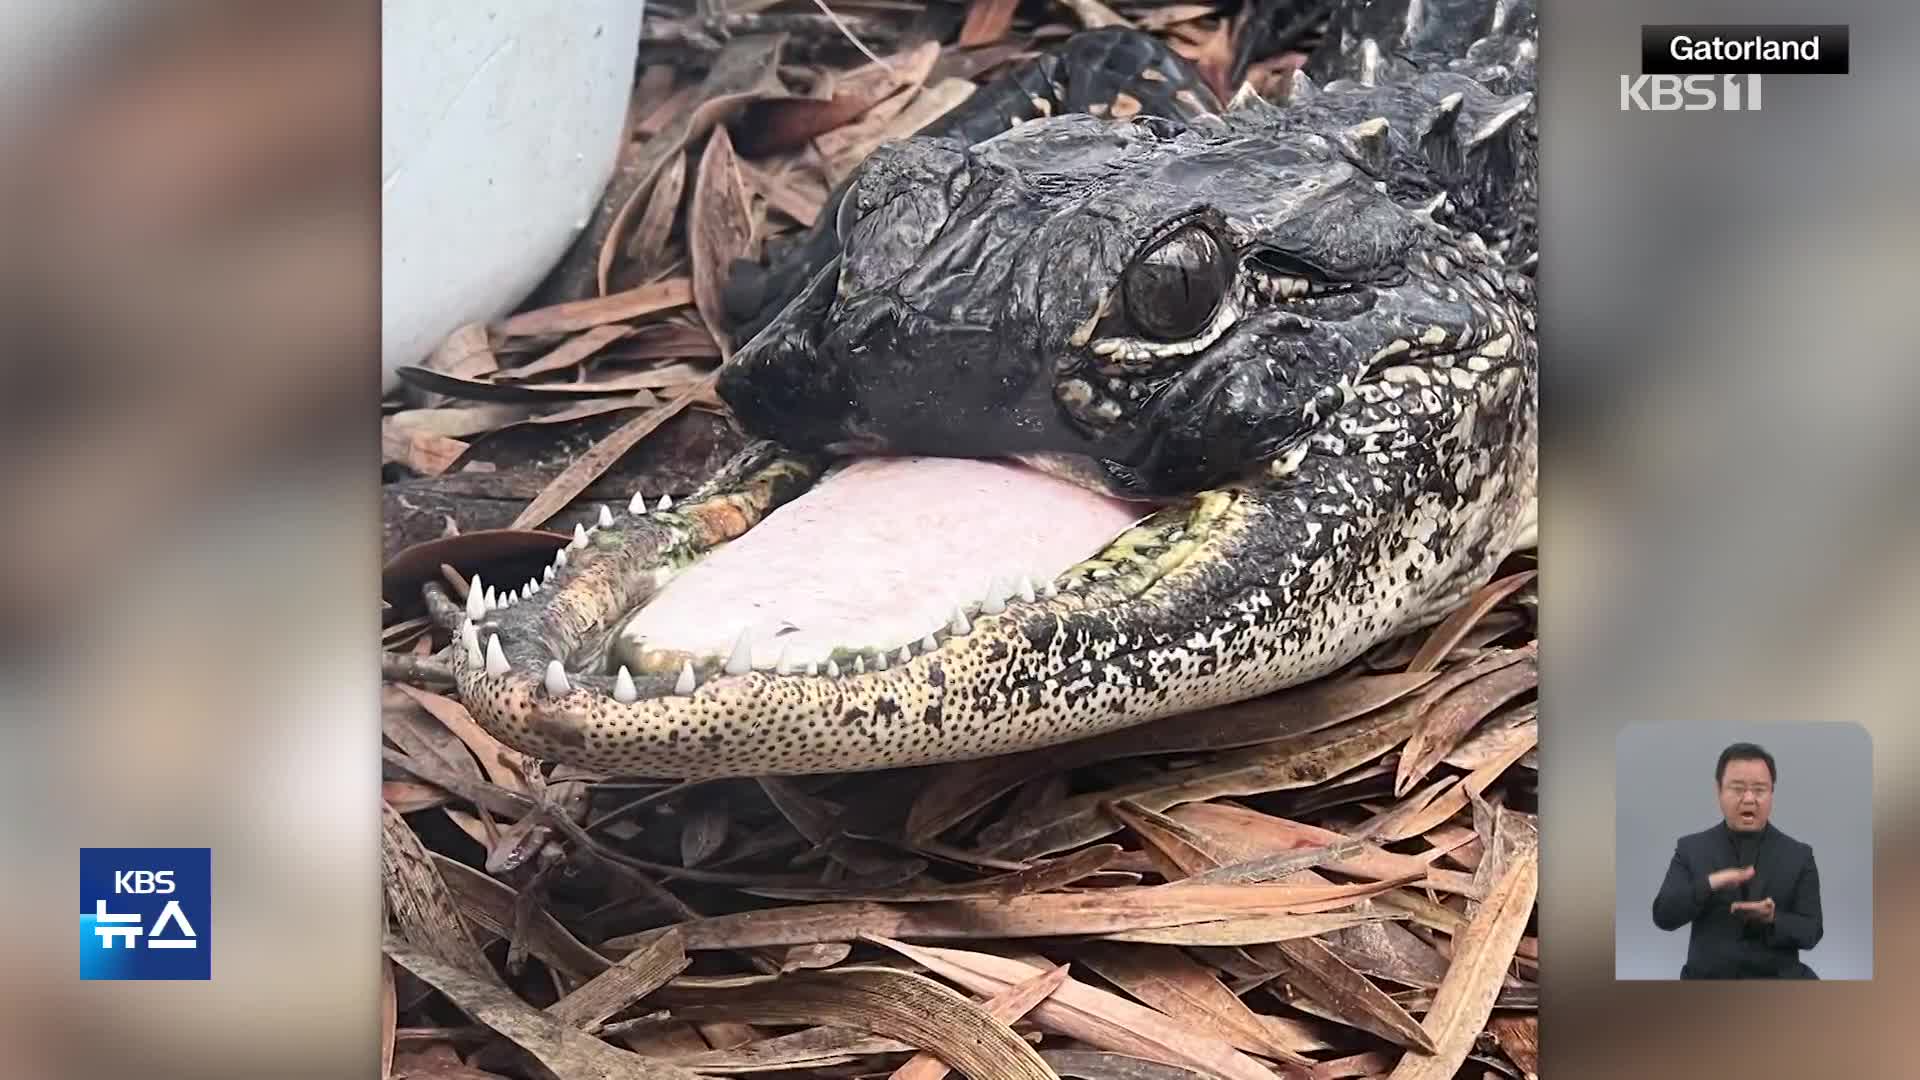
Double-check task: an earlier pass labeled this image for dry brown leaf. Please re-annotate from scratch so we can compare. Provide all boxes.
[390,684,530,795]
[1097,911,1393,946]
[1041,1051,1212,1079]
[1395,644,1537,796]
[1406,570,1537,673]
[385,935,704,1080]
[666,1024,913,1071]
[1167,803,1452,892]
[742,844,1120,902]
[380,801,503,986]
[383,404,533,442]
[739,158,829,228]
[651,967,1057,1080]
[546,928,691,1032]
[1077,943,1312,1066]
[1107,799,1436,1054]
[1488,1014,1538,1078]
[979,695,1429,860]
[870,938,1277,1080]
[958,0,1021,47]
[600,35,788,294]
[1060,0,1131,30]
[508,375,715,530]
[430,853,611,983]
[1369,723,1538,843]
[382,428,468,476]
[382,781,449,814]
[626,148,688,273]
[424,321,498,380]
[497,323,635,382]
[814,84,921,180]
[1441,704,1537,771]
[689,123,756,355]
[736,41,942,156]
[1309,1051,1398,1079]
[888,962,1070,1080]
[628,877,1413,951]
[496,278,694,338]
[907,670,1436,841]
[1386,848,1538,1080]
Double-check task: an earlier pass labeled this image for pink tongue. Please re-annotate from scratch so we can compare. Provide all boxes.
[620,457,1148,669]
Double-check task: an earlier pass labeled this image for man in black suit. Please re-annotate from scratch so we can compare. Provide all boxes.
[1651,742,1823,978]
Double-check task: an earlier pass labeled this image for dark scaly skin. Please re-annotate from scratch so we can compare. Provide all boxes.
[431,0,1539,778]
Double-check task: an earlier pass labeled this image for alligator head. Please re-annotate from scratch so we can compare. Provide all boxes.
[441,21,1539,779]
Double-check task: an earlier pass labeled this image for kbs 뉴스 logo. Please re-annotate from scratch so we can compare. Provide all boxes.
[80,848,211,980]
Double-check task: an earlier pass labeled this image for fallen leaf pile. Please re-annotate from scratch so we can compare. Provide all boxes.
[380,5,1542,1079]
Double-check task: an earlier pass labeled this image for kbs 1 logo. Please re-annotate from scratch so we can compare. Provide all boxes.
[80,848,211,980]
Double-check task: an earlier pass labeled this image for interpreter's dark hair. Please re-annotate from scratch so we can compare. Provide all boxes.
[1716,742,1776,785]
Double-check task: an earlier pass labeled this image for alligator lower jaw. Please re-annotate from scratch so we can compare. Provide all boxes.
[449,445,1265,779]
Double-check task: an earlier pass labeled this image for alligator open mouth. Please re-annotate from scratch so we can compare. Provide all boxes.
[611,455,1155,681]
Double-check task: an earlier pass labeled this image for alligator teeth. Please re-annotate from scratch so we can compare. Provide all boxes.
[805,660,819,676]
[543,565,555,582]
[896,646,911,665]
[571,523,590,549]
[526,578,539,596]
[950,607,971,635]
[1018,576,1037,603]
[775,645,795,676]
[920,633,938,653]
[461,623,482,666]
[484,634,510,677]
[467,577,487,621]
[854,655,866,674]
[613,665,638,703]
[658,494,673,510]
[629,491,648,514]
[554,549,569,569]
[544,660,571,696]
[725,630,753,676]
[872,651,888,672]
[1042,580,1059,598]
[980,578,1007,615]
[598,505,614,528]
[674,661,696,695]
[827,659,841,678]
[484,586,499,610]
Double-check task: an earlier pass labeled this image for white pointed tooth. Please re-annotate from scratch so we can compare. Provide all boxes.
[544,660,571,696]
[461,623,482,666]
[920,633,938,653]
[467,578,487,621]
[827,659,841,678]
[484,587,499,610]
[854,655,866,674]
[598,504,614,528]
[950,607,971,635]
[725,630,753,676]
[571,523,589,549]
[484,635,510,677]
[658,494,673,510]
[628,491,648,514]
[526,578,540,596]
[1042,580,1059,597]
[613,665,638,703]
[544,564,556,582]
[896,646,911,665]
[504,588,518,605]
[775,645,795,675]
[554,549,568,569]
[805,660,819,676]
[674,661,697,695]
[873,651,888,671]
[980,578,1007,615]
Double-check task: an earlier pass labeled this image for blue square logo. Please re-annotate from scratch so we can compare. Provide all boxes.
[80,848,211,980]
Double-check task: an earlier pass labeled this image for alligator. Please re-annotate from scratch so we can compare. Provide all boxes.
[425,0,1539,779]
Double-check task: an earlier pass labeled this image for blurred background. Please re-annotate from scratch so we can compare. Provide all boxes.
[0,0,1913,1077]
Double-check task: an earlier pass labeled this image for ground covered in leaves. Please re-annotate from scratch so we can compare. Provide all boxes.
[378,4,1542,1078]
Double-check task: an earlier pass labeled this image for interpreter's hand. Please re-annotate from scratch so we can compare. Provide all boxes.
[1730,897,1776,924]
[1707,865,1756,891]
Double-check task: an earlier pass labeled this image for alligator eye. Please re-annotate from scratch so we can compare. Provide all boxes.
[1121,223,1232,341]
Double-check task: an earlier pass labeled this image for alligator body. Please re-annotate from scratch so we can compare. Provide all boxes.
[431,0,1539,778]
